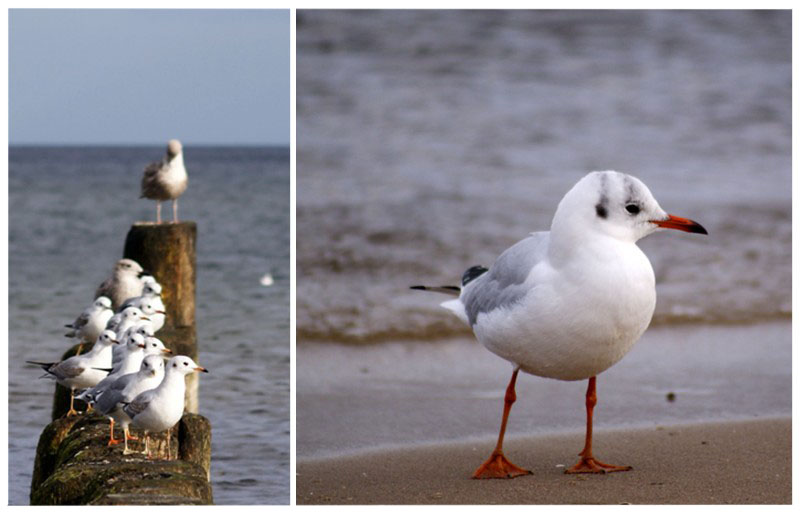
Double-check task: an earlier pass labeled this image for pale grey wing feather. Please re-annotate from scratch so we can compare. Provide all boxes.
[461,232,549,326]
[68,312,91,330]
[96,388,124,414]
[51,359,87,381]
[95,372,137,413]
[123,388,156,419]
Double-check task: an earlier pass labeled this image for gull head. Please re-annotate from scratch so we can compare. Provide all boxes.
[97,330,118,346]
[143,281,163,296]
[139,297,166,317]
[144,337,172,356]
[127,333,147,351]
[94,296,113,310]
[116,258,144,276]
[167,355,209,375]
[140,354,166,378]
[167,139,183,158]
[121,306,149,323]
[135,324,155,339]
[552,171,707,244]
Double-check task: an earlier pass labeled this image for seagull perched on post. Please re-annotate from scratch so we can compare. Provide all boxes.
[27,330,118,416]
[413,171,707,478]
[141,139,188,224]
[95,259,145,311]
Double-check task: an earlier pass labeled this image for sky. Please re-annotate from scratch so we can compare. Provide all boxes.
[8,9,289,145]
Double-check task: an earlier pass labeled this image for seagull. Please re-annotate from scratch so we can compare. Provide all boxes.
[110,307,151,359]
[119,279,164,313]
[95,354,166,453]
[95,259,146,310]
[27,330,119,416]
[123,355,208,459]
[64,296,114,352]
[79,333,149,407]
[141,139,188,224]
[412,171,707,478]
[119,295,166,332]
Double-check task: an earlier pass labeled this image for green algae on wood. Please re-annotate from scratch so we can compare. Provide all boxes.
[31,413,212,505]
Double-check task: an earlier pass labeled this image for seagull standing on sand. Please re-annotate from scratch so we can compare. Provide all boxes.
[413,171,707,478]
[27,330,118,416]
[141,139,188,224]
[124,355,208,459]
[95,258,145,310]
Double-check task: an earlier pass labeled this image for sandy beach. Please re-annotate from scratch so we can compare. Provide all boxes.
[297,322,791,504]
[297,417,790,504]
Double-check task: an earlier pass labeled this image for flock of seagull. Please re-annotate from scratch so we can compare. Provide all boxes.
[28,140,201,459]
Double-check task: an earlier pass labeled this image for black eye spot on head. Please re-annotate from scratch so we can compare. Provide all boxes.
[625,204,641,215]
[183,361,189,366]
[595,203,608,219]
[173,363,177,367]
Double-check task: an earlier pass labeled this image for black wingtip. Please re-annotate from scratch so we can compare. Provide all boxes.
[410,285,427,290]
[462,265,489,286]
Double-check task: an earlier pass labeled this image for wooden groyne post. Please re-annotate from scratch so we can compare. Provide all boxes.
[35,221,211,505]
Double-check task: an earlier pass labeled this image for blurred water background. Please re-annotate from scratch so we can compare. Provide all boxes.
[297,10,791,344]
[8,146,290,504]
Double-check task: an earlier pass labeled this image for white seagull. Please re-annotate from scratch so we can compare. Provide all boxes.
[27,330,119,416]
[95,354,166,453]
[141,139,189,224]
[123,355,208,459]
[64,296,114,351]
[110,307,151,360]
[413,171,707,478]
[95,258,146,310]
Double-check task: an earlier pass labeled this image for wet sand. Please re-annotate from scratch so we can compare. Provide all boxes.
[297,417,790,504]
[297,322,791,504]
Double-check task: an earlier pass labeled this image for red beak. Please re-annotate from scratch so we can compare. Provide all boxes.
[651,214,708,235]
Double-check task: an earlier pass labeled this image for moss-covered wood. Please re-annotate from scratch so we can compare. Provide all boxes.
[31,412,212,505]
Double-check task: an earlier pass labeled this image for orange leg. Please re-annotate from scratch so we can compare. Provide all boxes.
[107,419,122,446]
[123,427,139,455]
[66,389,79,417]
[472,368,532,479]
[125,428,139,441]
[566,376,631,474]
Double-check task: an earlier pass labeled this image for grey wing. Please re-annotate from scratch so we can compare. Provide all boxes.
[95,278,113,300]
[96,387,125,415]
[68,312,90,330]
[123,389,156,419]
[461,232,549,326]
[50,359,87,381]
[118,296,138,311]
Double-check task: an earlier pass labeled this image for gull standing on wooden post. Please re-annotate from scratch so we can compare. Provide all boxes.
[95,258,145,311]
[141,139,189,224]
